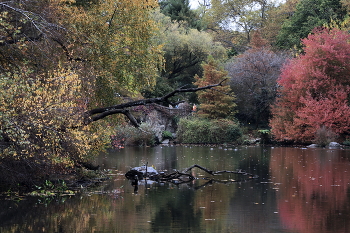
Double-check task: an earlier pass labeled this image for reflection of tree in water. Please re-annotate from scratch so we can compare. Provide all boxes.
[151,188,202,232]
[270,148,350,233]
[125,163,259,232]
[236,146,271,181]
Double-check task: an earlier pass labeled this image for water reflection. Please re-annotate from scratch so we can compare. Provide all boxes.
[270,147,350,233]
[0,146,349,233]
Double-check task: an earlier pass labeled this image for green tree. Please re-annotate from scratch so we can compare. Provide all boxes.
[159,0,204,29]
[58,0,162,102]
[259,0,300,46]
[276,0,347,50]
[143,11,227,102]
[194,57,236,119]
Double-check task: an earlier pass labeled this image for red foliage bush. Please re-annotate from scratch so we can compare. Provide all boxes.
[270,28,350,143]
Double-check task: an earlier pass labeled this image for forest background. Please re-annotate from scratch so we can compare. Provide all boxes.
[0,0,349,190]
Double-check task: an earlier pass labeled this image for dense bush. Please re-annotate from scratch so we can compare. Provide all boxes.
[162,130,173,140]
[343,140,350,146]
[258,129,272,145]
[0,69,109,188]
[113,123,156,147]
[177,118,242,144]
[270,28,350,143]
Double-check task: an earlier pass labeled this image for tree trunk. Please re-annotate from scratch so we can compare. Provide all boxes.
[84,80,227,127]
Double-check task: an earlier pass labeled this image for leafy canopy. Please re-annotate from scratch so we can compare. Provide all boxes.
[0,0,163,184]
[270,28,350,142]
[160,0,204,30]
[57,0,162,99]
[209,0,274,46]
[143,11,227,102]
[276,0,347,50]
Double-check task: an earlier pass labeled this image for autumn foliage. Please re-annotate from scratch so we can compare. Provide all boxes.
[194,57,236,119]
[0,0,160,187]
[270,28,350,142]
[270,148,350,233]
[0,68,98,185]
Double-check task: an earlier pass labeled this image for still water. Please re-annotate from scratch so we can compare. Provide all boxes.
[0,146,350,233]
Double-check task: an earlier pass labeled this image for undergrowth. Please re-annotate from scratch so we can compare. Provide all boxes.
[177,118,242,144]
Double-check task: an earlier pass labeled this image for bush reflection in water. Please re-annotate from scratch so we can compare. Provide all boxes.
[0,146,349,233]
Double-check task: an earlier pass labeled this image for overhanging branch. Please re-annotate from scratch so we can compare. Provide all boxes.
[85,79,227,126]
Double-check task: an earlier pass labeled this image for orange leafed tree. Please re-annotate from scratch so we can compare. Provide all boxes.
[194,57,236,119]
[270,28,350,142]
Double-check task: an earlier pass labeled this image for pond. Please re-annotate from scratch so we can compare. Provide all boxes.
[0,145,350,233]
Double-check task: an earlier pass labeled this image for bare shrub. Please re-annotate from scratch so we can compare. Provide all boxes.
[113,123,156,147]
[314,126,337,147]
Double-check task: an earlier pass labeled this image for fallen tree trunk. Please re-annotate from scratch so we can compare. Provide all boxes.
[84,80,227,127]
[125,164,259,187]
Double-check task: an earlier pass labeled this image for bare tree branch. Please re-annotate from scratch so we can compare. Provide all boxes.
[84,80,227,126]
[125,164,259,190]
[0,2,64,36]
[0,2,66,49]
[88,109,139,128]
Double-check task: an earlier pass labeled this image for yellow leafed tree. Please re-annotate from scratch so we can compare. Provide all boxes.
[0,0,164,186]
[0,68,105,182]
[55,0,163,104]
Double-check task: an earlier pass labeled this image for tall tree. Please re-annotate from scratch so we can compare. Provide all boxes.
[57,0,162,102]
[194,57,236,119]
[276,0,347,50]
[209,0,273,45]
[159,0,204,29]
[226,47,287,127]
[259,0,300,45]
[143,11,227,102]
[0,0,163,185]
[270,28,350,143]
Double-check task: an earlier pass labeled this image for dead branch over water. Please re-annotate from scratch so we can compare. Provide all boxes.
[125,164,259,192]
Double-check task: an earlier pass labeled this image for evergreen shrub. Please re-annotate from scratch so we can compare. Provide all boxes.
[343,140,350,146]
[258,129,271,144]
[162,130,173,140]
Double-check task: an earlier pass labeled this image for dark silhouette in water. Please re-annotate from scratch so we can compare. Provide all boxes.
[125,164,259,190]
